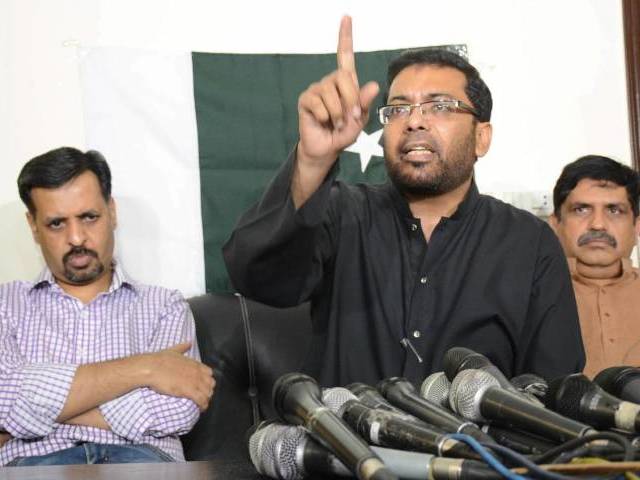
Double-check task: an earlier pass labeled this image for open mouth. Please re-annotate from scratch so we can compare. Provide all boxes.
[401,144,438,163]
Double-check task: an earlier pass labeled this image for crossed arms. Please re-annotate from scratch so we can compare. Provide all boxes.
[0,292,214,442]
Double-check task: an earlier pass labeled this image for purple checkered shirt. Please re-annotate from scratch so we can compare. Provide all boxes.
[0,264,201,465]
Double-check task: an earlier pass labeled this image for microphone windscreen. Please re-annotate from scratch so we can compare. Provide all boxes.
[443,347,478,380]
[322,387,358,415]
[544,374,594,414]
[248,422,307,479]
[449,369,500,421]
[420,372,451,408]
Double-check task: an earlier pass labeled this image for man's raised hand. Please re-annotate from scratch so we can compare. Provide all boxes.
[297,16,379,167]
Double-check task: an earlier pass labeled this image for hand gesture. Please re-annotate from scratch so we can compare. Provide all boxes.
[297,16,380,167]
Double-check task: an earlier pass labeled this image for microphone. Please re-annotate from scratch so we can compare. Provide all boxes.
[272,373,397,480]
[479,425,557,455]
[510,373,548,400]
[443,347,543,406]
[450,369,595,443]
[249,421,503,480]
[249,422,350,479]
[346,382,414,417]
[322,387,480,460]
[377,377,495,444]
[545,373,640,433]
[420,371,452,409]
[593,366,640,404]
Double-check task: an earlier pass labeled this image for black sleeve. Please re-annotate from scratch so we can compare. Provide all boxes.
[517,224,586,380]
[222,148,340,307]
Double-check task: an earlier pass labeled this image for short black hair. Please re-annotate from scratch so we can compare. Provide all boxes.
[553,155,640,219]
[387,48,492,122]
[18,147,112,214]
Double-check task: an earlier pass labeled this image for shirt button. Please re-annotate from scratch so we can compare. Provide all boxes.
[412,330,421,338]
[411,224,418,232]
[420,276,428,284]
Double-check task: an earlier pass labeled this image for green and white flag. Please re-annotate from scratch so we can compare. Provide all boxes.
[79,45,463,295]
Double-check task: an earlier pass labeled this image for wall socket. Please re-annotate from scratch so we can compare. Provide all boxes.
[488,191,553,218]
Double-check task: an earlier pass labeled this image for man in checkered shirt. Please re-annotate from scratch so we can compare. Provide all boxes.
[0,147,215,466]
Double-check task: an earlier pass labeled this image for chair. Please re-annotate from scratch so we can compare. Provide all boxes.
[181,293,311,461]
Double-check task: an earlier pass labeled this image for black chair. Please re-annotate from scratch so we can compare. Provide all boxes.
[181,293,311,461]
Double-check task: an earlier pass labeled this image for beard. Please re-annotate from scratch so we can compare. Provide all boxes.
[384,129,477,198]
[62,246,105,284]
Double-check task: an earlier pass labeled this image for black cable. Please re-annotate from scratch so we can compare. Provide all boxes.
[533,432,634,465]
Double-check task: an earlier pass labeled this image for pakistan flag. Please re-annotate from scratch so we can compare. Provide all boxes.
[79,45,464,296]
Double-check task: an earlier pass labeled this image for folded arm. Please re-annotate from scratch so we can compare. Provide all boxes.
[97,295,212,440]
[0,293,213,440]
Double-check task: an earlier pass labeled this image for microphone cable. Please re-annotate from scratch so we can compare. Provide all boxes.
[446,433,578,480]
[531,431,635,465]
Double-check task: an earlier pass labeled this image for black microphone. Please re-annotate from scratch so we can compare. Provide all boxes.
[420,371,452,409]
[272,373,397,480]
[594,366,640,404]
[545,373,640,433]
[346,382,414,417]
[444,347,543,407]
[450,369,595,443]
[510,373,548,400]
[249,422,502,480]
[377,377,495,444]
[322,387,480,460]
[480,425,558,455]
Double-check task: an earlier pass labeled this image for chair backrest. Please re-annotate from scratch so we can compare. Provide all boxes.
[181,293,311,461]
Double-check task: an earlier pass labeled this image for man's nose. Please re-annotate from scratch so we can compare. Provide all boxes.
[589,208,607,230]
[405,105,432,131]
[66,220,87,246]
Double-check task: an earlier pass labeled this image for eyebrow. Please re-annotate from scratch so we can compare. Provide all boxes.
[568,201,629,209]
[44,215,67,224]
[43,210,101,223]
[387,92,454,103]
[78,210,100,218]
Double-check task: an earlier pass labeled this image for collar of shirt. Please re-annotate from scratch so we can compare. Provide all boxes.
[30,261,139,297]
[385,178,480,222]
[568,256,639,287]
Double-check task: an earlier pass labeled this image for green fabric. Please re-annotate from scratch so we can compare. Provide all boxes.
[192,47,463,292]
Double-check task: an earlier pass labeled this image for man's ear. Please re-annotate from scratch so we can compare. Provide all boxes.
[548,213,560,234]
[108,197,117,230]
[474,122,492,158]
[26,211,40,245]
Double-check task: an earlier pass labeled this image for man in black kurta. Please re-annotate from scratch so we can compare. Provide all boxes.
[223,18,584,387]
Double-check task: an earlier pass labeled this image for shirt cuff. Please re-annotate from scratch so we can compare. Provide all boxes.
[100,389,153,442]
[5,363,78,438]
[100,388,200,441]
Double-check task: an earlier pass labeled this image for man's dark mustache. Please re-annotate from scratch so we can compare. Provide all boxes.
[577,230,617,247]
[63,246,98,264]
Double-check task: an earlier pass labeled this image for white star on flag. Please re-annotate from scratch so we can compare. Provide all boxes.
[345,129,384,172]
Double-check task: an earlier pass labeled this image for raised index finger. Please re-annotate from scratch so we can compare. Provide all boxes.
[337,15,358,84]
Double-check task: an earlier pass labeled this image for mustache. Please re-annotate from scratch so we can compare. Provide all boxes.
[577,230,617,247]
[63,246,98,264]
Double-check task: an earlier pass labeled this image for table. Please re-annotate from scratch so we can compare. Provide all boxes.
[0,459,261,480]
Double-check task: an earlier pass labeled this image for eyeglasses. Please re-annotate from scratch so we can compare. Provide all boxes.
[378,99,478,125]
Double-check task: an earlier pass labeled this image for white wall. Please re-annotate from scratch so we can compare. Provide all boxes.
[0,0,631,286]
